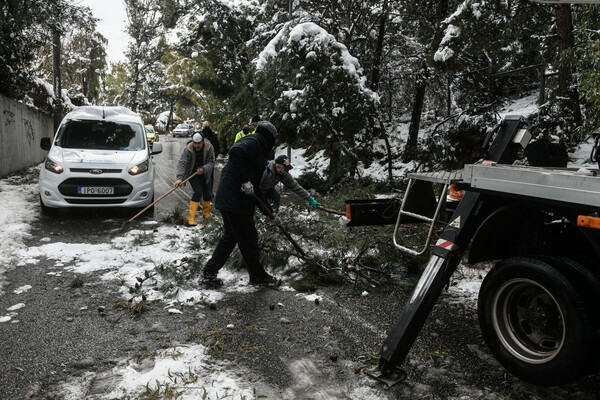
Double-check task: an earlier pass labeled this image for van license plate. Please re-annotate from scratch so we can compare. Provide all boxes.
[78,186,114,195]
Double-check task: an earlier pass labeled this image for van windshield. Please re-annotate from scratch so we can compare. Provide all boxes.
[54,120,145,151]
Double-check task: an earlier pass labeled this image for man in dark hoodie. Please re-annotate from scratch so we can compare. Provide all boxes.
[200,121,281,288]
[201,120,220,157]
[201,121,220,199]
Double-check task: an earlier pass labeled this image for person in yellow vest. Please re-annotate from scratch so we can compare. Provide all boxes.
[234,123,252,143]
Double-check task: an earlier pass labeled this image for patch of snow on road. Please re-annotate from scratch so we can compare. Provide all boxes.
[0,167,39,295]
[7,303,25,311]
[56,344,270,400]
[16,224,266,305]
[13,285,32,294]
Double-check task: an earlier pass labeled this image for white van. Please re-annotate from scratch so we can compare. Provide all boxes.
[39,106,162,212]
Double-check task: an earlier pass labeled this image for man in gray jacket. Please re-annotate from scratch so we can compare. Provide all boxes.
[260,155,320,213]
[174,132,215,224]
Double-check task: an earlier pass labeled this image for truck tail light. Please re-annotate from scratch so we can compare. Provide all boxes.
[577,215,600,230]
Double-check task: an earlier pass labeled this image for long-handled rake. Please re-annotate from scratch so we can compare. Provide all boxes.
[120,171,199,232]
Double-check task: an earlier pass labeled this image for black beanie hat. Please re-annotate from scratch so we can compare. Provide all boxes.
[251,115,261,123]
[255,121,278,138]
[275,155,293,171]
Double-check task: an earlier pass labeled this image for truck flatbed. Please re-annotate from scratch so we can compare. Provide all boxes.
[409,164,600,209]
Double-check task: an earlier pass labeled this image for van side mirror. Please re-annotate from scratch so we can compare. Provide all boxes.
[40,137,52,151]
[150,142,162,155]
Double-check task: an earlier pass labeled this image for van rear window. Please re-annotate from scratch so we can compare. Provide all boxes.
[55,120,145,151]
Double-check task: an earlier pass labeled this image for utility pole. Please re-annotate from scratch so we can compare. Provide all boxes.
[52,28,62,131]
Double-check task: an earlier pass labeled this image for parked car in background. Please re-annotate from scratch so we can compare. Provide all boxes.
[145,124,159,148]
[39,106,163,213]
[172,123,194,137]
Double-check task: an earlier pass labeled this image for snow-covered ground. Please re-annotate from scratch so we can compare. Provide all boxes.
[1,94,598,398]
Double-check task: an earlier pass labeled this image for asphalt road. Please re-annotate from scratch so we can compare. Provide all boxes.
[1,136,600,399]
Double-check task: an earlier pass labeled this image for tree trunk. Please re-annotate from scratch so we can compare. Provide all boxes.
[330,0,339,40]
[52,28,62,131]
[327,136,343,185]
[130,60,140,112]
[371,0,388,92]
[403,62,428,163]
[168,101,175,131]
[556,4,582,126]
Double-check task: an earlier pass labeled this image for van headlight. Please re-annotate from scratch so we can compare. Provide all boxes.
[44,158,64,174]
[129,159,149,175]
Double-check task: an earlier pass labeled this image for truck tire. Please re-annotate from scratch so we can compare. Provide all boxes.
[477,257,592,386]
[536,255,600,373]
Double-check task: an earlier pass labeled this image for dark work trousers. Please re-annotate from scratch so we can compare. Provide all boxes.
[210,170,215,198]
[203,210,269,281]
[264,187,281,213]
[188,174,212,202]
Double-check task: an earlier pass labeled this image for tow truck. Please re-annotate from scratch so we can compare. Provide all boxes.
[347,115,600,386]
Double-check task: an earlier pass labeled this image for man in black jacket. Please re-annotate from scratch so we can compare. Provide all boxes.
[201,121,220,198]
[200,121,281,288]
[201,121,220,157]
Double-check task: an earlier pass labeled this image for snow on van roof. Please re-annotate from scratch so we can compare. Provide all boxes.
[66,106,142,123]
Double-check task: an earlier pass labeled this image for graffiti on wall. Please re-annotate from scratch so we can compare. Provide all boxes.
[23,119,34,145]
[4,110,15,126]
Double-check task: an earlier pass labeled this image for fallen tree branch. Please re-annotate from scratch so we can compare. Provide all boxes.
[346,264,381,286]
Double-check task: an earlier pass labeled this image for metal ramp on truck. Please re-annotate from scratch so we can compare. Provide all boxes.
[392,170,463,256]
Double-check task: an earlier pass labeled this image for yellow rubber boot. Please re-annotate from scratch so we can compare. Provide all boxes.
[202,201,211,219]
[187,201,199,226]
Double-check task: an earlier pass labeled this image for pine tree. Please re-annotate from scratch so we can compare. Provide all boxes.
[253,22,378,183]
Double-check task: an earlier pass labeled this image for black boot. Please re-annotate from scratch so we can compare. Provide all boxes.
[199,273,223,288]
[250,274,281,287]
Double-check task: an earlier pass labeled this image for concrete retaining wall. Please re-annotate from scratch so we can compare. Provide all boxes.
[0,94,54,177]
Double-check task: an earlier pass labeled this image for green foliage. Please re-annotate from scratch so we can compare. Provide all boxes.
[253,23,377,150]
[573,6,600,132]
[420,116,492,171]
[1,0,104,103]
[0,0,43,99]
[115,296,151,319]
[102,62,129,106]
[433,1,552,108]
[70,276,84,289]
[249,177,422,291]
[295,171,329,195]
[9,0,600,185]
[250,22,379,184]
[160,204,187,225]
[131,232,156,247]
[528,98,580,146]
[57,16,107,103]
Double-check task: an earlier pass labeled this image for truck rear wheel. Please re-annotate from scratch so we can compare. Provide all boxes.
[478,257,592,386]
